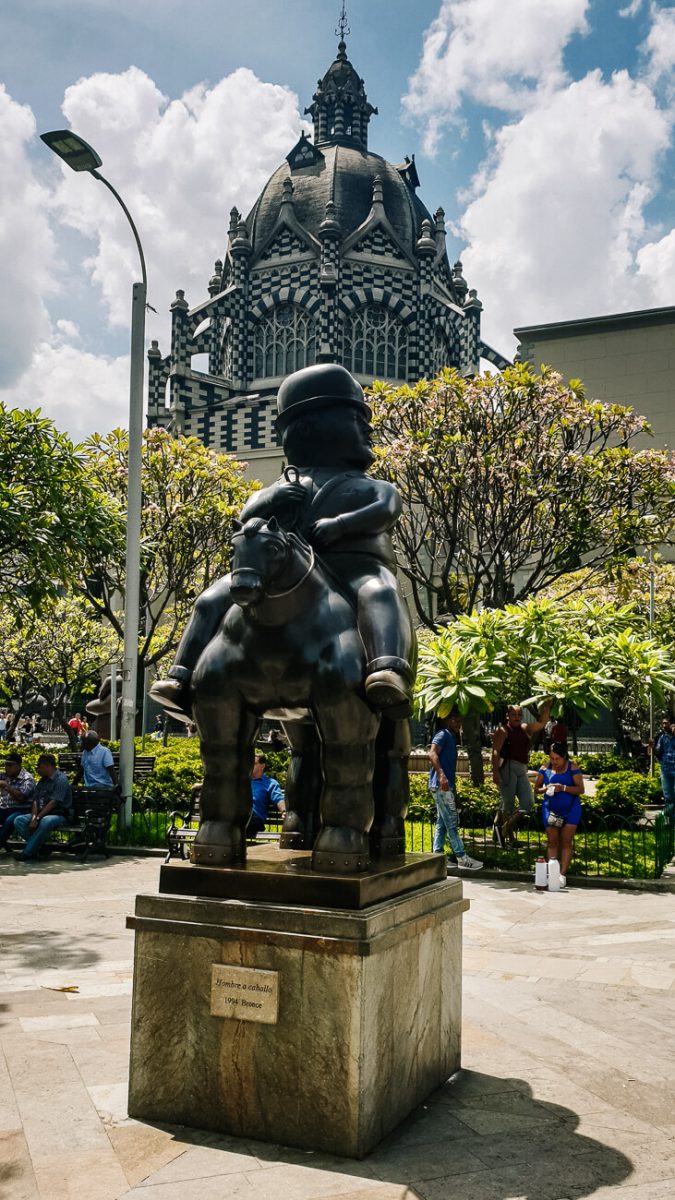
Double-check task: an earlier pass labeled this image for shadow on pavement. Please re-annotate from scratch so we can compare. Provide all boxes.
[135,1069,633,1200]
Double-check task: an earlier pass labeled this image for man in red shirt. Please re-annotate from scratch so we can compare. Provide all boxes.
[492,701,551,847]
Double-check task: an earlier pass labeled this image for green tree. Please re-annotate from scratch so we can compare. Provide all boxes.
[416,598,675,782]
[0,405,121,608]
[0,596,120,746]
[79,428,257,679]
[370,365,675,626]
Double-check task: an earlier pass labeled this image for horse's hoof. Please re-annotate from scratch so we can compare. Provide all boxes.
[191,821,245,867]
[370,818,406,859]
[312,827,370,874]
[365,669,412,719]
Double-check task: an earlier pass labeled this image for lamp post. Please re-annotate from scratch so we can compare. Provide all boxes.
[41,130,146,826]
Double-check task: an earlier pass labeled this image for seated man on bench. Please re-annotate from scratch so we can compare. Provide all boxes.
[11,754,73,862]
[247,754,285,839]
[74,731,116,790]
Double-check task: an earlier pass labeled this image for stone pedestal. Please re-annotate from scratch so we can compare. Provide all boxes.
[127,878,468,1159]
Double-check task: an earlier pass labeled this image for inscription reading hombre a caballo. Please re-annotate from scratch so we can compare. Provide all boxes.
[210,965,279,1024]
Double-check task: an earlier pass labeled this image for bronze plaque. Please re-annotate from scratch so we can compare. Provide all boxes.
[210,965,279,1024]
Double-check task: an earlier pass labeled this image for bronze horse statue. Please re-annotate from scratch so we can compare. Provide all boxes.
[191,516,409,874]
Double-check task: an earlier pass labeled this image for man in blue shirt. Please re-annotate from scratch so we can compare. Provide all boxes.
[429,713,482,871]
[12,754,73,861]
[655,719,675,818]
[74,732,116,789]
[247,754,286,838]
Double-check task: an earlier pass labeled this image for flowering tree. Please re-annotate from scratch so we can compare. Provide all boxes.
[416,598,675,782]
[0,596,120,746]
[79,428,257,680]
[0,405,121,610]
[370,365,675,626]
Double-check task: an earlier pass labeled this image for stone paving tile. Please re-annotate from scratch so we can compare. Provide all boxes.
[3,859,675,1200]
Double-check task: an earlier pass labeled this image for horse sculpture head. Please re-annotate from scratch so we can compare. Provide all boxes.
[230,517,298,608]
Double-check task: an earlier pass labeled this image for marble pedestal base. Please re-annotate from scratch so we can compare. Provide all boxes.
[127,879,468,1159]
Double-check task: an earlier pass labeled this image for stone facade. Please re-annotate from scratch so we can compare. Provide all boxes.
[147,37,509,479]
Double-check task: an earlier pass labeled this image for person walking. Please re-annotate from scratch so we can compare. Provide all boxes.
[429,713,483,871]
[492,701,552,847]
[655,719,675,818]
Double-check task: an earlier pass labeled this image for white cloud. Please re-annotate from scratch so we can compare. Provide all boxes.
[620,0,646,17]
[403,0,589,153]
[458,70,671,350]
[0,338,130,443]
[54,65,306,343]
[0,65,306,438]
[643,3,675,90]
[0,85,58,387]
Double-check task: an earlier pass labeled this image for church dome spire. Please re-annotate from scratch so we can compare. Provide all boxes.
[305,7,377,151]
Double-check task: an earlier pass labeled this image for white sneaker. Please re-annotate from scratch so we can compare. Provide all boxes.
[559,874,567,889]
[457,855,483,871]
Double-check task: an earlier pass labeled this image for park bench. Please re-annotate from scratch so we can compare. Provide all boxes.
[7,786,120,861]
[58,752,156,786]
[165,782,283,862]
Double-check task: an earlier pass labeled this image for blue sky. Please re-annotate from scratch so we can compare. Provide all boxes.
[0,0,673,438]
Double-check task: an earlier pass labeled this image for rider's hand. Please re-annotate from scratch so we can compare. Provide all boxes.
[309,517,344,547]
[274,480,306,505]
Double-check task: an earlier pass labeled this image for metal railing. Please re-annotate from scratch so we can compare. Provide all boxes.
[106,801,673,881]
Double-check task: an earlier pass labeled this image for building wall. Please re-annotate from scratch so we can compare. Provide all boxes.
[515,309,675,452]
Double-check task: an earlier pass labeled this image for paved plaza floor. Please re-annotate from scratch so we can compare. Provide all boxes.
[1,855,675,1200]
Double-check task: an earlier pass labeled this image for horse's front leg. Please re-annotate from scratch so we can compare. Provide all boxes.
[191,643,258,867]
[311,696,379,874]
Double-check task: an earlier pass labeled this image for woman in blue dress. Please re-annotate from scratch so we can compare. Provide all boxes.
[534,741,584,889]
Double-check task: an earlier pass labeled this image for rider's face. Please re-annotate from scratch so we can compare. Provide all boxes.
[282,405,374,468]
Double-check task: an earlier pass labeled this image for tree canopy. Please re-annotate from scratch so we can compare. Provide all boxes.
[0,405,122,610]
[416,596,675,778]
[0,595,119,744]
[79,428,257,675]
[370,365,675,627]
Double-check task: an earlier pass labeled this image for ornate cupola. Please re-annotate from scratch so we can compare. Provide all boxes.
[305,6,377,151]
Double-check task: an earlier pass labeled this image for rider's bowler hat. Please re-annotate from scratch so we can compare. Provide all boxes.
[276,364,371,431]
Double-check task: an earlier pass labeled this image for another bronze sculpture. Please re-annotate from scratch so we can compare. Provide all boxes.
[151,363,415,874]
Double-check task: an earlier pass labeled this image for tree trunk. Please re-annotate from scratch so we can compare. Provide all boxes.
[462,710,485,785]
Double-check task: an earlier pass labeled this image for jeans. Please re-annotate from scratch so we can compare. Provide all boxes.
[0,809,28,846]
[431,787,465,858]
[12,813,67,858]
[661,767,675,816]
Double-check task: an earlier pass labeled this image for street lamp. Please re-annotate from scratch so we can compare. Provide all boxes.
[41,129,146,827]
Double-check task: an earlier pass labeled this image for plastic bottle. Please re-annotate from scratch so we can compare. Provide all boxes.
[548,858,561,892]
[534,857,548,891]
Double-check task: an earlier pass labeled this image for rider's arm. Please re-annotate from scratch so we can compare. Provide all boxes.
[240,483,282,521]
[333,482,401,536]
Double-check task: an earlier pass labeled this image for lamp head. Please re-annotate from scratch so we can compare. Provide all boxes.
[40,130,102,173]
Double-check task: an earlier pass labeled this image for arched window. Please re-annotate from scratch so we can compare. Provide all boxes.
[433,326,451,376]
[342,304,408,380]
[221,322,233,380]
[253,304,317,380]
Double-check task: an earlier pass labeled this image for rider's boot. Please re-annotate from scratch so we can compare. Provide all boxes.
[312,825,370,874]
[149,667,192,721]
[364,657,414,721]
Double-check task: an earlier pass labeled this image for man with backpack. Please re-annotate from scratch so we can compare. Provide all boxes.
[492,701,552,847]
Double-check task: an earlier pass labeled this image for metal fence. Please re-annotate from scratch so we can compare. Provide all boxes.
[108,802,673,881]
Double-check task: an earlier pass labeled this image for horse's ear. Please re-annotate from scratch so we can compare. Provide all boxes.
[232,518,243,532]
[267,516,279,532]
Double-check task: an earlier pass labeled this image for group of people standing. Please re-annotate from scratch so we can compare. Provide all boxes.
[429,701,584,889]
